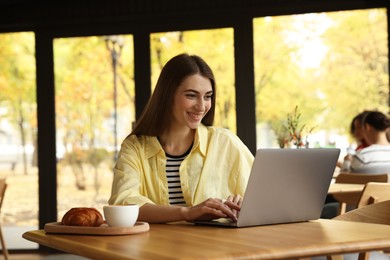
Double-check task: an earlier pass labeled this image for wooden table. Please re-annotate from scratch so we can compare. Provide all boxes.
[328,183,364,195]
[23,219,390,260]
[328,183,366,210]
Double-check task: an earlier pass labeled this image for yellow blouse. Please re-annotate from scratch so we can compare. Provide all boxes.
[108,124,254,207]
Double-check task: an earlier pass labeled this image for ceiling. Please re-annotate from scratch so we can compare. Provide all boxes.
[0,0,388,34]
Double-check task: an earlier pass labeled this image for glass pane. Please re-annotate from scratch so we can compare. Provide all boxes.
[0,32,39,249]
[54,35,135,221]
[254,9,388,155]
[151,29,236,132]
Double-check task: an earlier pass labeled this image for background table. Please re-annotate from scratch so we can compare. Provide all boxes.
[23,219,390,260]
[328,183,364,195]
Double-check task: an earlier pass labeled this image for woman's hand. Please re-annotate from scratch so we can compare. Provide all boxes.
[344,154,352,161]
[181,196,241,222]
[224,194,242,219]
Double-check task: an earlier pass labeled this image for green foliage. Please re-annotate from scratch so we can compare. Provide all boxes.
[63,148,109,167]
[0,32,36,128]
[63,148,86,165]
[319,9,389,131]
[54,36,135,154]
[87,148,110,167]
[0,32,36,174]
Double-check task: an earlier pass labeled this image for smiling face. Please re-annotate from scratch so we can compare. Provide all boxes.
[171,74,213,131]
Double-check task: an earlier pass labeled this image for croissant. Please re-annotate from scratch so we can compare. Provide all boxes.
[61,207,104,227]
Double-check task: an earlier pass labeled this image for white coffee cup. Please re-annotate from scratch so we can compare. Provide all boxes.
[103,204,139,227]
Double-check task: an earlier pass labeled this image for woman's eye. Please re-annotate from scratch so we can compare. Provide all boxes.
[204,95,212,100]
[186,94,197,98]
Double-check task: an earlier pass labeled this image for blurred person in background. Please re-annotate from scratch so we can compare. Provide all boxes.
[323,110,390,219]
[346,110,390,173]
[338,111,370,171]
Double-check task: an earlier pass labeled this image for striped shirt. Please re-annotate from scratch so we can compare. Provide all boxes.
[351,144,390,173]
[166,148,191,206]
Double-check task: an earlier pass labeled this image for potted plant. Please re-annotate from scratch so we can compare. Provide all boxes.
[272,106,315,148]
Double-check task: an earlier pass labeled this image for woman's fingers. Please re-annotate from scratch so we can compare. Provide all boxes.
[188,196,243,222]
[222,195,242,220]
[232,194,242,206]
[203,198,238,221]
[224,195,241,209]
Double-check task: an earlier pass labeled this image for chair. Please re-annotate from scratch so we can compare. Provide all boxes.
[328,182,390,260]
[335,172,389,184]
[333,172,388,214]
[356,182,390,208]
[327,200,390,260]
[0,179,8,260]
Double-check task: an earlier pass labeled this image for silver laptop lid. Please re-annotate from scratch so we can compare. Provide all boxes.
[236,148,340,227]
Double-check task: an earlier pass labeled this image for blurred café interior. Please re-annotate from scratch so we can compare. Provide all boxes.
[0,0,389,259]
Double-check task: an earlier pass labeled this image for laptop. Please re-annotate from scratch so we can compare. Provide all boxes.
[194,148,340,227]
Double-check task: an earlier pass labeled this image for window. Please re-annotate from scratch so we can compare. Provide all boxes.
[54,35,135,221]
[254,8,388,154]
[0,32,38,249]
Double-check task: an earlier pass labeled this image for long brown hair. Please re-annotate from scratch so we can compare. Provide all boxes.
[131,53,216,136]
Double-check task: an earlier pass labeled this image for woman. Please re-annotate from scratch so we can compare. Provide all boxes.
[349,111,390,173]
[108,53,254,223]
[322,110,390,219]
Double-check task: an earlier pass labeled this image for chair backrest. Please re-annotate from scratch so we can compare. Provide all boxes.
[0,179,7,211]
[334,200,390,225]
[333,172,388,214]
[357,182,390,208]
[335,172,388,184]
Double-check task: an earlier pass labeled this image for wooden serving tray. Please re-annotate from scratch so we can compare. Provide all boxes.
[44,221,149,235]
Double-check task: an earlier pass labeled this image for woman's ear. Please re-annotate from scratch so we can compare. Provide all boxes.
[361,123,370,137]
[366,124,374,132]
[363,123,370,131]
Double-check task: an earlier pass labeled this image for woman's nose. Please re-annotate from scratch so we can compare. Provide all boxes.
[195,99,205,110]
